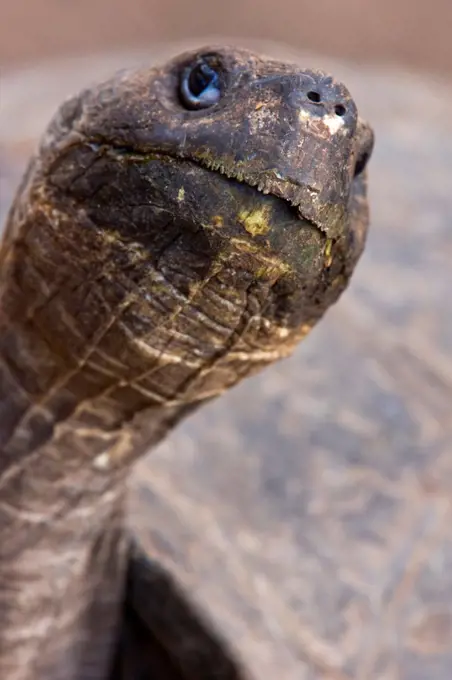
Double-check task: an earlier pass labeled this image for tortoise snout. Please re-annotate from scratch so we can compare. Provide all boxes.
[286,71,357,122]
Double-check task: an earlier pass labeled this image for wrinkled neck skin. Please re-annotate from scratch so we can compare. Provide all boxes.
[0,198,225,678]
[0,196,207,677]
[0,164,319,680]
[0,47,371,680]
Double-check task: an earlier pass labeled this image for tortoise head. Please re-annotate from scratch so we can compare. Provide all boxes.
[28,46,373,351]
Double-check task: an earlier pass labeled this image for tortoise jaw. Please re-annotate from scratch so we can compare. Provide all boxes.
[103,142,326,232]
[191,153,350,239]
[102,142,360,247]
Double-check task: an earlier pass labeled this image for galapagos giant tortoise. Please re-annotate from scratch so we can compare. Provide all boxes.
[0,41,451,680]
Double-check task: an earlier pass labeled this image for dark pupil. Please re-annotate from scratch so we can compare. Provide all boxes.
[188,63,217,96]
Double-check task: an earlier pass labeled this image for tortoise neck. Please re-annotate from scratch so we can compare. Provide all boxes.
[0,154,279,679]
[0,282,135,680]
[0,275,196,680]
[0,198,194,679]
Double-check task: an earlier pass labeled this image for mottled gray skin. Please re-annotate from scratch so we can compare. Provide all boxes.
[0,46,371,679]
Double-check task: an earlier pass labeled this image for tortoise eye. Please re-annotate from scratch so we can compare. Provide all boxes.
[179,59,221,110]
[354,149,371,177]
[353,123,374,177]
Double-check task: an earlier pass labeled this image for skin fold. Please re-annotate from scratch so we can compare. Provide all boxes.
[0,46,373,679]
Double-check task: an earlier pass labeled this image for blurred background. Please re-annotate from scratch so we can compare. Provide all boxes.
[1,0,452,78]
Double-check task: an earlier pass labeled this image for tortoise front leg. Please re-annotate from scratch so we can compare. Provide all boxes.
[110,540,248,680]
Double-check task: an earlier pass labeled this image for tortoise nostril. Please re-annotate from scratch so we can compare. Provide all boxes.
[306,91,347,116]
[307,90,321,103]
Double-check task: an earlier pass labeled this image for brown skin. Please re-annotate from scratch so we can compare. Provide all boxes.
[0,46,373,679]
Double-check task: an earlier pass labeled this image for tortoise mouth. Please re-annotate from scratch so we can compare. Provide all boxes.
[99,142,366,243]
[73,142,332,283]
[100,143,327,232]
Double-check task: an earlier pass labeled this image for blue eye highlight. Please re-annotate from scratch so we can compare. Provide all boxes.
[180,60,221,110]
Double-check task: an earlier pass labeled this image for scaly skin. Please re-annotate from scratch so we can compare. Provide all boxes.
[0,46,372,679]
